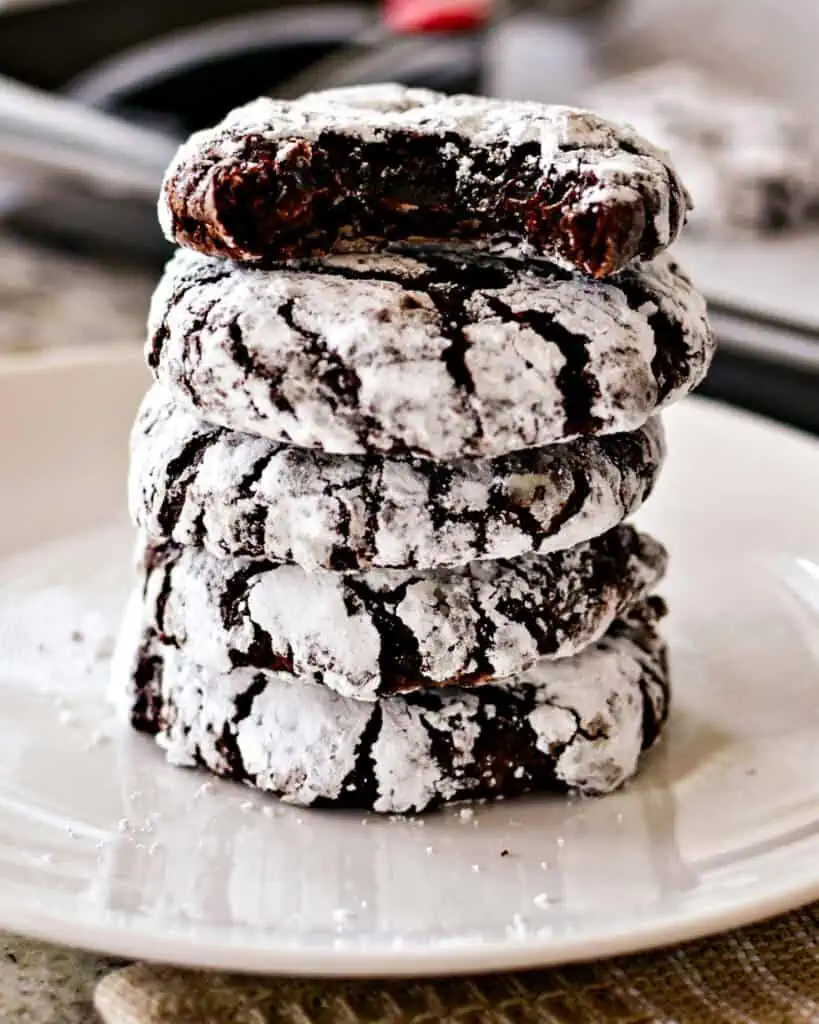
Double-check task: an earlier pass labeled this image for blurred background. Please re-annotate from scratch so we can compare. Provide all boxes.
[2,0,819,431]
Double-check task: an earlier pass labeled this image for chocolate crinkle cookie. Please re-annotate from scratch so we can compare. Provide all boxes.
[586,63,819,235]
[158,83,690,278]
[131,386,666,571]
[147,246,714,460]
[131,525,666,701]
[111,596,670,814]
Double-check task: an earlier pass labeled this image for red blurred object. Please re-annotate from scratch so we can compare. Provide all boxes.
[382,0,492,34]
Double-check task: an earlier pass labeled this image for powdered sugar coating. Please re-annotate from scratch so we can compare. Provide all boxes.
[586,63,819,235]
[131,386,666,571]
[112,596,670,812]
[158,83,689,277]
[133,525,666,700]
[215,83,674,157]
[147,247,713,460]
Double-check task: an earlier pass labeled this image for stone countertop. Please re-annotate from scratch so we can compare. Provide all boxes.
[0,935,118,1023]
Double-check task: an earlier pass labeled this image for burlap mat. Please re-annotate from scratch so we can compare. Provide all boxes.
[93,903,819,1024]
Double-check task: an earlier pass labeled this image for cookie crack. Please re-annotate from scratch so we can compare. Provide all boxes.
[489,567,560,656]
[279,297,363,405]
[333,703,383,809]
[234,449,273,499]
[358,458,385,570]
[218,562,296,674]
[232,673,269,723]
[233,450,274,556]
[541,461,593,539]
[303,257,482,402]
[130,638,166,734]
[214,673,270,780]
[226,316,295,426]
[273,295,424,455]
[341,576,426,694]
[484,477,550,554]
[148,260,234,370]
[484,293,602,437]
[546,701,611,749]
[618,273,707,403]
[155,434,211,537]
[323,461,371,571]
[148,553,179,649]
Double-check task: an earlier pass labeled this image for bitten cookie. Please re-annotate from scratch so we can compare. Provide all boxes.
[112,595,670,813]
[131,386,666,571]
[158,83,690,278]
[148,247,713,460]
[586,63,819,235]
[132,525,666,700]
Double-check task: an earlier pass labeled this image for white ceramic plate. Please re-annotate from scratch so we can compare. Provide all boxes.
[3,348,819,977]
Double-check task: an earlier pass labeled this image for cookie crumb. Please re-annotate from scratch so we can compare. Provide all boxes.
[501,849,510,857]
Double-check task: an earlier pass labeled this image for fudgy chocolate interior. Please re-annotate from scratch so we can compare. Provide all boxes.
[209,130,670,278]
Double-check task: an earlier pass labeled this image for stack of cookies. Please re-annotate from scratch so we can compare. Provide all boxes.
[112,84,715,814]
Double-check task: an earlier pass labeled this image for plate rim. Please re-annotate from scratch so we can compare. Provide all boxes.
[3,863,819,977]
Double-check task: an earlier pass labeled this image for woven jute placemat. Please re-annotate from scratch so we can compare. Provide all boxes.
[93,903,819,1024]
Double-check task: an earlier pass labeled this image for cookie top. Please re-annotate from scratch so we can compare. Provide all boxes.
[134,525,666,700]
[114,594,670,813]
[586,63,819,234]
[158,83,690,278]
[131,386,666,571]
[148,247,713,460]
